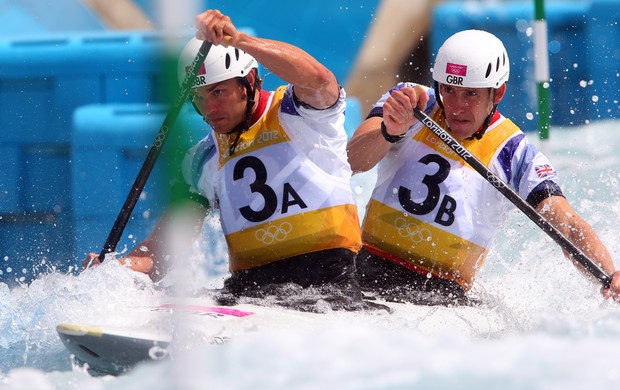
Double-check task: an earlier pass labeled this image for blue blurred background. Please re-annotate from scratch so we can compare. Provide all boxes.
[0,0,618,285]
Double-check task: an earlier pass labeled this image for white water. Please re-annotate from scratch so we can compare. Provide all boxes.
[2,120,620,389]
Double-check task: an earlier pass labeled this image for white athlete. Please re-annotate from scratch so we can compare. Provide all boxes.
[360,83,560,291]
[83,9,370,312]
[347,29,620,304]
[183,82,360,271]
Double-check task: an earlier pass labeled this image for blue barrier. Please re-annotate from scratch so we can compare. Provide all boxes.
[0,32,182,284]
[432,0,620,131]
[198,1,380,91]
[0,32,173,143]
[586,0,620,120]
[0,213,74,284]
[71,103,208,260]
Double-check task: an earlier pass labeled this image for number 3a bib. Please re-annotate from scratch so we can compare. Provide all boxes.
[210,87,361,271]
[362,110,521,289]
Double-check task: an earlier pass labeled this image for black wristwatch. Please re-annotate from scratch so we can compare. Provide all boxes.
[380,121,406,143]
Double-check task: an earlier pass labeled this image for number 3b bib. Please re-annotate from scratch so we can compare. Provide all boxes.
[210,87,361,271]
[362,110,521,289]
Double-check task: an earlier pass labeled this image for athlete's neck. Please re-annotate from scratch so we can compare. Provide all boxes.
[473,109,501,135]
[249,90,271,125]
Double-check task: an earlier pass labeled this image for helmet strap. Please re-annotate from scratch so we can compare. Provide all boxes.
[468,105,496,140]
[434,81,445,112]
[227,70,261,156]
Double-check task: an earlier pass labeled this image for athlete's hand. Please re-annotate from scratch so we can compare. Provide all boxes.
[382,85,429,137]
[601,271,620,302]
[195,9,240,46]
[81,252,154,275]
[82,252,102,270]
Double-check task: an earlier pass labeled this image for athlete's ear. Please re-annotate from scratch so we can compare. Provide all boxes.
[247,68,256,86]
[494,83,507,104]
[246,68,262,101]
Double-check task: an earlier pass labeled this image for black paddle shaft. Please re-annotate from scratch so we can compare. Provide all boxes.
[413,107,612,289]
[98,41,213,261]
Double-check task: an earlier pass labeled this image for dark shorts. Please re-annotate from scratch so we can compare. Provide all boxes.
[356,248,469,305]
[223,248,359,294]
[216,248,393,312]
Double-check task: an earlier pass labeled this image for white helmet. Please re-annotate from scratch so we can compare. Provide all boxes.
[178,37,258,88]
[432,30,509,89]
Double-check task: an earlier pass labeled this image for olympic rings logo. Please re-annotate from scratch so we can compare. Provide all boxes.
[394,217,432,244]
[255,222,293,244]
[486,172,505,189]
[153,125,169,148]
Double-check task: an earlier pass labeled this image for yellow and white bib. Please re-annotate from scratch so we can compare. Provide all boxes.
[186,86,361,271]
[362,109,523,290]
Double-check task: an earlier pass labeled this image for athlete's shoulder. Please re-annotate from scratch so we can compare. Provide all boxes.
[192,134,216,159]
[185,134,217,174]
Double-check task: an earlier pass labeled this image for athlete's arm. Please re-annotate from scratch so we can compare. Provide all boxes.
[536,195,620,299]
[347,86,428,173]
[82,200,208,281]
[129,200,208,281]
[195,9,339,109]
[347,116,392,173]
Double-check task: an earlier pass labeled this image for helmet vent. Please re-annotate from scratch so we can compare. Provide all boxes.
[496,57,500,72]
[234,48,240,61]
[485,63,492,78]
[225,53,231,69]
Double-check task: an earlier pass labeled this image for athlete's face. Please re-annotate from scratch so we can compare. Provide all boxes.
[439,83,506,140]
[191,78,248,134]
